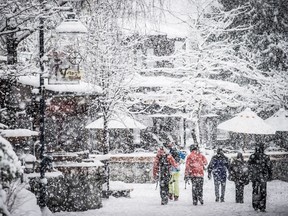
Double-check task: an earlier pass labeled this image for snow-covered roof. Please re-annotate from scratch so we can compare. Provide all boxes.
[119,0,219,38]
[20,153,37,162]
[0,129,39,137]
[17,75,102,94]
[0,55,7,62]
[53,161,104,167]
[125,74,244,93]
[86,114,147,129]
[0,123,8,129]
[55,19,88,34]
[125,74,177,88]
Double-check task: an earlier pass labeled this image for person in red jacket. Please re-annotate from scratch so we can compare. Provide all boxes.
[153,145,179,205]
[184,144,208,205]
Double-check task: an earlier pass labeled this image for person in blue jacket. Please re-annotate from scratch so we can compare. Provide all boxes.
[208,148,230,202]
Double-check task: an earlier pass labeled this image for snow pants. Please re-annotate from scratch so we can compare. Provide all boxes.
[235,181,245,203]
[191,177,204,204]
[252,181,267,211]
[169,172,180,197]
[213,177,226,201]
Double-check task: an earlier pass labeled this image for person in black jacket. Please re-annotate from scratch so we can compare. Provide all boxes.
[248,143,272,212]
[229,152,249,203]
[208,148,230,202]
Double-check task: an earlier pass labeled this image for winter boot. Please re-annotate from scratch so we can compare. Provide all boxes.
[168,193,173,200]
[174,196,179,201]
[161,198,168,205]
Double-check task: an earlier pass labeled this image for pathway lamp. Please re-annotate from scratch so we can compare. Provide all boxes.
[38,11,87,210]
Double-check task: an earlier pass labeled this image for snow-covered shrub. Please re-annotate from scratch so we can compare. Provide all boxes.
[4,180,41,216]
[0,136,23,215]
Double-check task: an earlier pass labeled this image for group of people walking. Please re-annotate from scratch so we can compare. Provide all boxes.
[153,142,272,212]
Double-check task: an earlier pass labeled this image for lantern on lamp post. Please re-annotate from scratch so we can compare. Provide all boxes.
[38,11,87,209]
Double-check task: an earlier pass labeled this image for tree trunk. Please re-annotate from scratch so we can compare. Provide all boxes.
[6,30,18,65]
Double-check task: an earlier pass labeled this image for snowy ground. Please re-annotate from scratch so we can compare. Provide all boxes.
[53,172,288,216]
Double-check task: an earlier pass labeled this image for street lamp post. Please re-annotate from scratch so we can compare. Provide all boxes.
[38,8,88,210]
[38,3,46,208]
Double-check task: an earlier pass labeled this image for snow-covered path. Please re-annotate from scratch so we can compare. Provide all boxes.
[54,177,288,216]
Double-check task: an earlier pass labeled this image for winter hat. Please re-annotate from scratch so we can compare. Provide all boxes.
[255,142,265,153]
[190,144,198,152]
[217,148,223,154]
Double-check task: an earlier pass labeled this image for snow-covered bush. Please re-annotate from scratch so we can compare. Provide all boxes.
[0,136,23,215]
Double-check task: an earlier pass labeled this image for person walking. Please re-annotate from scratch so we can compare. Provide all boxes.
[248,142,272,212]
[208,148,230,202]
[153,145,179,205]
[165,142,185,201]
[229,152,249,203]
[184,144,208,205]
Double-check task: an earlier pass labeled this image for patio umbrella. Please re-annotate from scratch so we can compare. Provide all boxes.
[85,114,147,129]
[217,108,276,150]
[265,108,288,148]
[265,108,288,132]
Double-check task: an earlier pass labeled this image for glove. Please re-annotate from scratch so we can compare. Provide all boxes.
[208,173,211,180]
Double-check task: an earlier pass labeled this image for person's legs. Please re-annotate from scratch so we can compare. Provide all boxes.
[214,178,220,202]
[239,183,244,203]
[252,181,261,210]
[235,182,244,203]
[235,182,240,203]
[191,177,198,205]
[173,172,180,200]
[168,173,175,200]
[160,177,169,205]
[196,177,204,204]
[220,179,226,202]
[259,182,267,212]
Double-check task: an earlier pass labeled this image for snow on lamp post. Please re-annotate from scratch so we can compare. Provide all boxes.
[38,9,87,210]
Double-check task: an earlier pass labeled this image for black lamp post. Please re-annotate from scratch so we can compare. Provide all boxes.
[38,2,46,208]
[38,8,88,209]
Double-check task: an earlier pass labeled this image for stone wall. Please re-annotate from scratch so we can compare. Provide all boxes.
[108,153,288,183]
[109,155,154,183]
[271,159,288,182]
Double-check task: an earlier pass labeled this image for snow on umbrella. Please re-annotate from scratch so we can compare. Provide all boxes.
[217,108,276,151]
[217,108,276,135]
[85,114,147,129]
[265,108,288,132]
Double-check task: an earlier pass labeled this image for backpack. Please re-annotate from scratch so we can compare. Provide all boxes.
[170,148,180,163]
